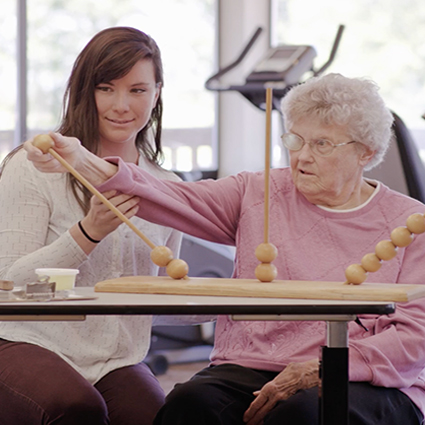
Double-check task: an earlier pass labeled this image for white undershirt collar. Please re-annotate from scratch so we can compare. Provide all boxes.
[316,179,380,213]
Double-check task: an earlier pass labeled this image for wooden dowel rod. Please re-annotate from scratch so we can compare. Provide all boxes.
[264,87,273,243]
[47,148,156,250]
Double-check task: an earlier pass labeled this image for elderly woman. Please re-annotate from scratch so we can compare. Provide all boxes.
[24,73,425,425]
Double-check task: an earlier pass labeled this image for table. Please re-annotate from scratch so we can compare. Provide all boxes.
[0,287,396,425]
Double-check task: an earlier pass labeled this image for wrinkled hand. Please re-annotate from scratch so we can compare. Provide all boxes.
[24,132,85,173]
[243,359,320,425]
[80,190,140,241]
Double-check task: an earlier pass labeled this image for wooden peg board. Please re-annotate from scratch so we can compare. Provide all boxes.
[94,276,425,302]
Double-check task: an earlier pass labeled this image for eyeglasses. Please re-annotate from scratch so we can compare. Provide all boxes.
[281,133,357,157]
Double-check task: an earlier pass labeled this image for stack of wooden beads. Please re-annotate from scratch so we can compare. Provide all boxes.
[344,213,425,285]
[150,246,189,279]
[255,242,278,282]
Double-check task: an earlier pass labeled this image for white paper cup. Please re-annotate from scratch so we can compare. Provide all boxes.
[35,268,79,291]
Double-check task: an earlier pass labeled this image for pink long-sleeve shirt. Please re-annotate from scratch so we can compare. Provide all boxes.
[99,159,425,414]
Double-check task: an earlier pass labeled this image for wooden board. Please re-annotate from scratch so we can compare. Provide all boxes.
[94,276,425,302]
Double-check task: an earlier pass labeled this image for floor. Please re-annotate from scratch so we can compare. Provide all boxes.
[156,361,209,395]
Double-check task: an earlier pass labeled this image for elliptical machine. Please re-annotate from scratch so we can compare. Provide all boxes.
[205,24,345,114]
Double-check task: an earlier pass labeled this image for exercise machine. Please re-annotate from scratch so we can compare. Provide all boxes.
[205,25,345,113]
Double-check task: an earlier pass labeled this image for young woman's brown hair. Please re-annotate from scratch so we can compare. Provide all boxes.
[1,26,165,213]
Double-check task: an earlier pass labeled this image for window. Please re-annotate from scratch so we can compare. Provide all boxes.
[4,0,217,172]
[0,2,17,160]
[275,0,425,160]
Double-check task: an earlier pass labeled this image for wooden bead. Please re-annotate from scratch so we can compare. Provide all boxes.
[166,259,189,279]
[406,213,425,234]
[375,240,397,261]
[255,243,278,263]
[33,134,54,153]
[150,246,174,267]
[361,253,382,273]
[344,264,367,285]
[390,226,413,248]
[255,263,277,282]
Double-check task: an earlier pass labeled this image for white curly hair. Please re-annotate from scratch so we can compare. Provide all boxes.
[280,73,394,170]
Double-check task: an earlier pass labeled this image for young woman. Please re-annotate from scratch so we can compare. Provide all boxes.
[0,27,182,425]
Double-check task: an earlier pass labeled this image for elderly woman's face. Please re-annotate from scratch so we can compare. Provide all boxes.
[288,118,373,208]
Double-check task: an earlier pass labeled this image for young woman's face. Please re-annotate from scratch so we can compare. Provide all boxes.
[95,59,160,150]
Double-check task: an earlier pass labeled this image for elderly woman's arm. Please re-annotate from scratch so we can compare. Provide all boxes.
[349,300,425,387]
[24,133,117,185]
[97,157,245,245]
[25,133,244,246]
[349,232,425,388]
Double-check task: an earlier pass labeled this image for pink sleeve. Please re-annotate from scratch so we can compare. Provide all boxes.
[349,299,425,387]
[97,157,243,245]
[349,224,425,387]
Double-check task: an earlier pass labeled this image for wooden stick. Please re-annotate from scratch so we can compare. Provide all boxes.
[251,90,278,282]
[264,87,273,243]
[46,148,156,249]
[32,134,190,279]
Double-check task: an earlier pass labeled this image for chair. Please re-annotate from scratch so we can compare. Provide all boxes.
[364,112,425,203]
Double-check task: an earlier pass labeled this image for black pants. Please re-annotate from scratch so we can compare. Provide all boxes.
[154,364,424,425]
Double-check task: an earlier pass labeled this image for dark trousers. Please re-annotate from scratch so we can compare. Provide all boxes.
[154,363,424,425]
[0,339,165,425]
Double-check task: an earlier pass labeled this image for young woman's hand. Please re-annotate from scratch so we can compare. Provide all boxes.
[80,190,140,242]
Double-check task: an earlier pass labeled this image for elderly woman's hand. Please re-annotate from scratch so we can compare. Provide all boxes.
[24,133,84,174]
[24,132,118,185]
[243,358,320,425]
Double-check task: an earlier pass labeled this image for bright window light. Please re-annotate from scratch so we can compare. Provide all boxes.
[162,146,173,170]
[197,145,213,169]
[176,146,193,172]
